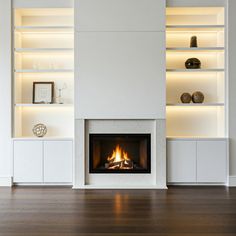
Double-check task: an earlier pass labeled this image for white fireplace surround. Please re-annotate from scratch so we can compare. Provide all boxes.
[74,119,166,189]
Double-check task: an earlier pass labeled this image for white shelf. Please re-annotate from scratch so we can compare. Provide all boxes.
[15,104,73,107]
[167,103,224,107]
[14,48,74,53]
[14,26,74,33]
[167,137,228,141]
[166,25,224,29]
[13,137,74,141]
[166,47,224,52]
[166,27,224,33]
[14,69,74,73]
[166,69,224,72]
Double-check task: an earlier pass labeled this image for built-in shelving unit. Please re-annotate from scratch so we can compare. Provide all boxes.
[166,7,226,138]
[13,8,74,138]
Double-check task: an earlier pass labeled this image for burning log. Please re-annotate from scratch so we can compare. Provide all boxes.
[106,144,134,170]
[106,160,133,170]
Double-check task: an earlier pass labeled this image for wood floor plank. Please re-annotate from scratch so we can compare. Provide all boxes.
[0,186,236,236]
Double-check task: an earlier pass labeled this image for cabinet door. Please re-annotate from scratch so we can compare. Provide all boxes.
[167,141,196,183]
[197,141,227,183]
[76,0,165,32]
[13,141,43,183]
[44,141,73,183]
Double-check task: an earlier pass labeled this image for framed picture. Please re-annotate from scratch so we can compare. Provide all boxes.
[33,82,54,104]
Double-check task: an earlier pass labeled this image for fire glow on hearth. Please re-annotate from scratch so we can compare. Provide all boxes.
[106,145,134,170]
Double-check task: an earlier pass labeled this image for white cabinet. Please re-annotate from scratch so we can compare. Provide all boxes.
[167,141,196,183]
[197,141,227,183]
[75,0,165,32]
[44,141,73,183]
[76,32,165,119]
[167,139,227,184]
[14,141,43,183]
[13,140,73,184]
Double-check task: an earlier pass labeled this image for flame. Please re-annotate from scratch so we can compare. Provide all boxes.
[107,145,130,163]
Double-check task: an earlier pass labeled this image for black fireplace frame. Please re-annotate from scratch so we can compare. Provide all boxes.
[89,133,151,174]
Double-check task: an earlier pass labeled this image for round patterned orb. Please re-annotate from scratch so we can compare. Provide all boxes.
[192,91,205,103]
[32,124,47,137]
[180,93,192,103]
[185,58,201,69]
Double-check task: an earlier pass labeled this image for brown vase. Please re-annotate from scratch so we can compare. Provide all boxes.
[185,58,201,69]
[190,36,198,48]
[180,93,192,103]
[192,91,204,103]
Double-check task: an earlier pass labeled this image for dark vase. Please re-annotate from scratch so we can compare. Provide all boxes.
[192,91,205,103]
[190,36,198,47]
[180,93,192,103]
[185,58,201,69]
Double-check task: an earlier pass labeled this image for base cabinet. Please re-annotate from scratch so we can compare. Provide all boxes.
[13,140,73,184]
[14,141,43,183]
[167,139,227,184]
[44,141,73,183]
[197,141,227,183]
[167,141,196,183]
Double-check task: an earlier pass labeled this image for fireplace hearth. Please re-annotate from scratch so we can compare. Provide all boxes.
[89,134,151,173]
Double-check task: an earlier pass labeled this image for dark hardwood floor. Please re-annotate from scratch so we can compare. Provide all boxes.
[0,186,236,236]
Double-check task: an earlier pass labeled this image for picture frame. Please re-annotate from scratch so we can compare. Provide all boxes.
[33,82,54,104]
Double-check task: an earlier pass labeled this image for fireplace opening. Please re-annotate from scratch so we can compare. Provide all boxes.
[89,134,151,173]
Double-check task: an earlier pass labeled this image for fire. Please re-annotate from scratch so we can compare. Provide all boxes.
[107,145,133,170]
[107,145,130,163]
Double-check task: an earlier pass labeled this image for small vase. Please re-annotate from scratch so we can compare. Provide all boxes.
[190,36,198,48]
[192,91,204,103]
[185,58,201,69]
[180,93,192,103]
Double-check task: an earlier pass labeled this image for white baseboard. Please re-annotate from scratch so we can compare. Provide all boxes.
[0,177,12,187]
[229,176,236,187]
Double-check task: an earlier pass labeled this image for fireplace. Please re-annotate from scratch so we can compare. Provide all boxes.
[89,134,151,173]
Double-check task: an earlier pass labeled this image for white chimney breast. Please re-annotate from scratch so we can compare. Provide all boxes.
[76,32,166,119]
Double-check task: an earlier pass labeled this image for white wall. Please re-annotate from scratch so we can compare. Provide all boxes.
[0,0,12,186]
[77,32,165,119]
[228,0,236,185]
[75,0,166,120]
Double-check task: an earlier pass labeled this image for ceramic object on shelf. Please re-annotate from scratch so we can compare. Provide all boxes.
[185,58,201,69]
[56,83,67,104]
[32,124,47,137]
[192,91,205,103]
[190,36,198,48]
[180,93,192,103]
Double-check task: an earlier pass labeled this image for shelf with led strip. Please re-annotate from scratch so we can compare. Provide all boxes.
[166,25,224,29]
[166,103,224,107]
[14,26,74,33]
[14,48,74,53]
[166,69,224,72]
[166,47,224,52]
[14,104,73,107]
[14,69,74,73]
